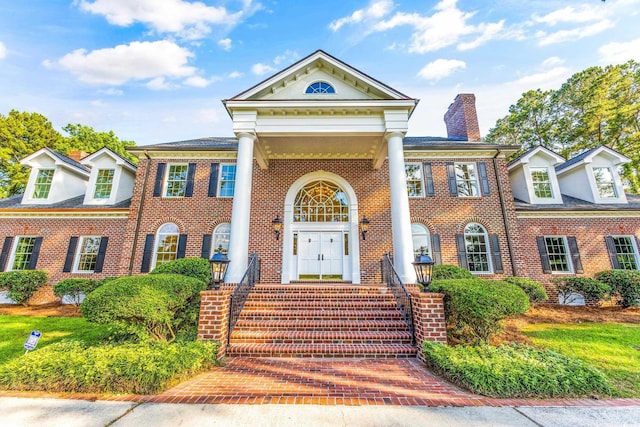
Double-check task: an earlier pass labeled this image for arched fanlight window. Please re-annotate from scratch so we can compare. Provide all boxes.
[411,223,431,258]
[294,180,348,222]
[211,223,231,255]
[154,222,179,269]
[464,223,491,273]
[305,81,335,94]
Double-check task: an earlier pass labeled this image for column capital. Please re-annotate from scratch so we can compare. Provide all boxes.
[236,132,257,142]
[384,131,405,142]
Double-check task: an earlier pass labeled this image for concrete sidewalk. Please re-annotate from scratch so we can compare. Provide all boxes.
[2,397,640,427]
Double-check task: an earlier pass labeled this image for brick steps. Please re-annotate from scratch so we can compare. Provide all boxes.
[227,284,416,358]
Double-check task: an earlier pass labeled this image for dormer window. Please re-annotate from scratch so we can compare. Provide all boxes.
[94,169,115,199]
[530,167,553,198]
[305,81,335,94]
[32,169,55,199]
[593,167,617,198]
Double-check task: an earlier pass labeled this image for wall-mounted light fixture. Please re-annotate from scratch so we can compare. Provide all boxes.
[272,214,283,240]
[209,245,230,290]
[359,217,370,240]
[412,246,435,291]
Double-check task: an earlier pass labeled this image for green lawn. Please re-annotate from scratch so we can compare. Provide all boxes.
[522,322,640,397]
[0,315,112,364]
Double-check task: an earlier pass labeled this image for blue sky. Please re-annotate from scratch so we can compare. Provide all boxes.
[1,0,639,146]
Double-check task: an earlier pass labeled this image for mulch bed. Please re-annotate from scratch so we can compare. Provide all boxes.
[0,303,81,317]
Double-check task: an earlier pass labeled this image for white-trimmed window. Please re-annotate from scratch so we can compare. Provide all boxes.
[411,223,430,258]
[153,223,179,268]
[455,163,480,197]
[544,236,573,273]
[405,164,424,197]
[530,167,553,198]
[464,223,491,273]
[593,167,617,198]
[10,237,37,271]
[93,169,115,199]
[218,164,236,198]
[32,169,55,199]
[74,236,101,273]
[305,81,335,94]
[611,236,639,270]
[211,223,231,255]
[164,164,188,197]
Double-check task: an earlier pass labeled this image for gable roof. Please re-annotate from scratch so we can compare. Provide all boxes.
[507,145,565,169]
[556,146,631,173]
[81,147,137,172]
[20,147,90,175]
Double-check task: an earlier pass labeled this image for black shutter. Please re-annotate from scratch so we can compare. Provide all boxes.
[208,163,219,197]
[201,234,212,259]
[537,237,551,274]
[63,237,79,273]
[177,234,188,259]
[489,234,504,274]
[94,237,109,273]
[423,162,435,197]
[446,162,458,196]
[455,234,468,269]
[185,163,196,197]
[141,234,155,273]
[431,234,442,265]
[604,236,620,269]
[567,236,584,274]
[0,237,13,272]
[478,162,490,196]
[153,163,166,197]
[28,237,43,270]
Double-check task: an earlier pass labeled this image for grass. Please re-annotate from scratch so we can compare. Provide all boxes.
[0,315,112,364]
[521,322,640,397]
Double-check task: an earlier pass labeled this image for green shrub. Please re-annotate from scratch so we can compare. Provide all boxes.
[422,342,612,398]
[81,274,206,342]
[595,270,640,307]
[503,277,548,303]
[432,264,474,280]
[151,257,211,284]
[53,278,103,306]
[552,277,611,306]
[0,340,219,394]
[430,279,530,344]
[0,270,48,305]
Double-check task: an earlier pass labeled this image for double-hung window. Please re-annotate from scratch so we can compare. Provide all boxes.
[405,164,424,197]
[33,169,55,199]
[530,167,553,198]
[153,223,179,268]
[212,223,231,255]
[74,237,101,273]
[464,223,491,273]
[165,164,189,197]
[593,167,617,198]
[611,236,639,270]
[455,163,480,197]
[94,169,115,199]
[411,223,431,258]
[218,164,236,197]
[10,237,37,271]
[544,236,572,273]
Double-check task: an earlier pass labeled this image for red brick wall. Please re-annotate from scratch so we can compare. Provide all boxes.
[0,216,128,304]
[443,94,481,141]
[411,292,447,362]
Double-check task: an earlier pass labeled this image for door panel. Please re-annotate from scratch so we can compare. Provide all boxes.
[297,231,343,280]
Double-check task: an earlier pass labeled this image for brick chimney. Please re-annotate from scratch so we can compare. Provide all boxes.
[443,94,481,141]
[68,150,89,162]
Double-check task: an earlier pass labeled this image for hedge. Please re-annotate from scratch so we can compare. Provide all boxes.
[53,278,103,306]
[0,270,48,305]
[552,277,611,306]
[151,257,211,284]
[503,277,548,303]
[595,270,640,307]
[432,264,474,280]
[429,279,530,344]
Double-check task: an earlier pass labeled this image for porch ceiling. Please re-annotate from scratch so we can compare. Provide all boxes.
[257,134,384,159]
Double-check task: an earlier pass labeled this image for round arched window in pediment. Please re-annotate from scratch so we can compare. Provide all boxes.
[294,180,348,222]
[305,81,336,94]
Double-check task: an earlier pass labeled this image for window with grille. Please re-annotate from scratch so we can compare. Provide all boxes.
[32,169,54,199]
[464,223,491,272]
[455,163,480,197]
[294,180,349,222]
[411,223,430,258]
[612,236,639,270]
[530,167,553,198]
[211,223,231,255]
[93,169,115,199]
[593,167,617,198]
[153,223,179,268]
[305,81,335,94]
[218,164,236,197]
[75,236,101,272]
[405,164,424,197]
[164,164,188,197]
[545,236,572,273]
[11,237,37,270]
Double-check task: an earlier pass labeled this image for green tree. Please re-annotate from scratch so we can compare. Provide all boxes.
[486,60,640,193]
[61,124,137,164]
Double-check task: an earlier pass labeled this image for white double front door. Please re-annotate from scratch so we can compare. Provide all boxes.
[297,231,343,280]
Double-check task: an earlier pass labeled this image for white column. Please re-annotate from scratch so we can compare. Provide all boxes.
[386,132,416,284]
[226,132,256,282]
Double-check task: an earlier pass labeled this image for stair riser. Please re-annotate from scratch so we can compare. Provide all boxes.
[230,338,412,345]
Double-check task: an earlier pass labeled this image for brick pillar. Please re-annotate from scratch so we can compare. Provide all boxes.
[443,94,480,141]
[198,290,232,359]
[411,292,447,363]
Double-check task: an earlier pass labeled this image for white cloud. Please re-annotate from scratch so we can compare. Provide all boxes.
[329,0,394,31]
[537,19,613,46]
[251,62,275,76]
[77,0,262,40]
[510,66,571,87]
[183,75,211,87]
[146,77,173,90]
[196,108,222,124]
[98,87,123,96]
[417,59,466,81]
[541,56,564,67]
[273,49,299,65]
[90,99,107,107]
[599,37,640,64]
[218,38,232,51]
[0,41,6,59]
[44,40,196,85]
[228,71,242,79]
[532,6,602,26]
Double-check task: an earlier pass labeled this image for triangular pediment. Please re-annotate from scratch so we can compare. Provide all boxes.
[228,50,413,102]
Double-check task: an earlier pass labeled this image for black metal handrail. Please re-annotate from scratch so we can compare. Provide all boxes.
[381,253,415,345]
[227,253,260,341]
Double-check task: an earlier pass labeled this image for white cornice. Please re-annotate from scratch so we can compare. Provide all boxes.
[0,211,129,218]
[140,151,237,159]
[404,150,512,159]
[517,210,640,218]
